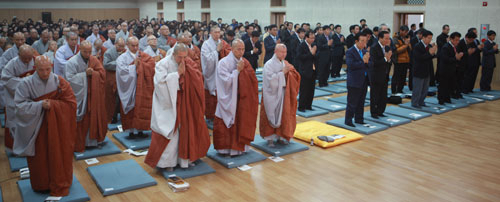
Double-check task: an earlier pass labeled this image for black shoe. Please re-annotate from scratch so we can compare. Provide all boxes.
[111,117,118,124]
[421,104,428,107]
[138,131,148,138]
[306,107,313,110]
[345,122,355,127]
[298,108,305,112]
[128,132,137,139]
[355,121,366,124]
[439,101,445,105]
[378,114,386,117]
[371,115,379,119]
[445,99,452,104]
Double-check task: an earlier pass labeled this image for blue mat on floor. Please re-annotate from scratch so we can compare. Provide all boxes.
[206,146,267,169]
[313,89,333,97]
[312,100,347,112]
[333,82,347,87]
[399,102,452,114]
[326,118,388,135]
[424,97,469,109]
[107,123,121,131]
[73,137,121,160]
[384,106,432,120]
[466,91,500,101]
[296,107,329,118]
[472,89,500,95]
[112,131,152,150]
[251,135,309,157]
[258,83,262,92]
[315,85,347,94]
[256,74,263,82]
[328,75,347,82]
[328,96,369,106]
[87,159,157,196]
[452,97,485,104]
[363,112,412,127]
[6,150,28,172]
[205,119,214,130]
[17,175,90,202]
[161,159,215,179]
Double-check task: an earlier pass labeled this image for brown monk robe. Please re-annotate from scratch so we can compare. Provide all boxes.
[93,39,107,64]
[65,41,107,152]
[116,37,156,131]
[14,55,77,196]
[103,38,126,123]
[259,45,301,144]
[145,45,210,168]
[213,40,259,155]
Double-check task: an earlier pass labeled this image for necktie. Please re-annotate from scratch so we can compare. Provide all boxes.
[453,46,456,53]
[426,46,429,51]
[359,49,366,76]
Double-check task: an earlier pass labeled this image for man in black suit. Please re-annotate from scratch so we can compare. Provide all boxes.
[345,25,360,49]
[331,25,345,78]
[435,24,450,84]
[462,31,483,93]
[316,25,333,87]
[288,28,305,66]
[241,24,254,42]
[264,24,280,64]
[368,31,392,118]
[243,31,262,70]
[297,31,317,112]
[344,32,370,127]
[412,29,437,108]
[281,22,293,49]
[480,30,499,91]
[408,24,416,38]
[438,32,463,104]
[409,30,423,91]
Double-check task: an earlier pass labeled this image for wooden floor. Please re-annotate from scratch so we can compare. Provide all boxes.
[1,81,500,202]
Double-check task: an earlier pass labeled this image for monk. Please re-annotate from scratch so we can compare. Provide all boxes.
[139,27,155,51]
[92,39,107,64]
[65,41,107,152]
[0,32,26,110]
[115,22,131,43]
[1,45,36,150]
[181,32,201,68]
[157,25,177,52]
[103,29,116,49]
[57,27,70,48]
[54,32,79,78]
[32,30,50,55]
[213,39,259,156]
[86,25,106,45]
[42,40,58,63]
[103,38,126,123]
[145,44,210,171]
[201,26,232,126]
[13,55,77,197]
[259,44,301,147]
[116,36,156,137]
[144,35,167,62]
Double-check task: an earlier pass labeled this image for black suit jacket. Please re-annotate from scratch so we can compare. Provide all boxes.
[456,39,469,71]
[345,34,355,49]
[332,33,345,57]
[412,42,435,78]
[468,39,482,67]
[296,41,316,79]
[436,33,449,52]
[280,29,292,47]
[346,46,368,88]
[482,40,498,68]
[368,43,391,84]
[438,42,459,75]
[264,35,279,63]
[287,34,301,65]
[316,34,331,65]
[243,38,262,69]
[241,33,250,42]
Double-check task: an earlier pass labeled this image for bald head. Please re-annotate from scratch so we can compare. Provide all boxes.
[127,36,139,53]
[94,39,103,49]
[41,30,49,43]
[67,32,78,48]
[147,35,157,48]
[115,37,126,53]
[232,39,245,59]
[160,25,170,37]
[121,22,128,32]
[35,55,53,80]
[210,26,221,40]
[13,32,26,48]
[80,40,92,60]
[172,43,188,65]
[274,43,287,61]
[19,44,34,64]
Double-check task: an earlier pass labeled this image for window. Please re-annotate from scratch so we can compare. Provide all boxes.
[177,1,184,9]
[271,0,286,7]
[395,0,425,5]
[157,2,163,10]
[201,12,210,24]
[201,0,210,9]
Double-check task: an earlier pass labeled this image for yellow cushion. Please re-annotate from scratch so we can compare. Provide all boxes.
[294,121,363,148]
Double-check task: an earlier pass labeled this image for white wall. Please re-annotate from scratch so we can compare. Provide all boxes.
[139,1,157,19]
[0,0,138,9]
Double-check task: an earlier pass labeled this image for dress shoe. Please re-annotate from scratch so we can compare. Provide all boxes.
[298,108,305,112]
[355,120,366,124]
[371,115,379,119]
[378,114,386,117]
[345,122,355,127]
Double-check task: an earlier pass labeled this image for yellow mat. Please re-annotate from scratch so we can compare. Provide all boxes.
[294,121,363,148]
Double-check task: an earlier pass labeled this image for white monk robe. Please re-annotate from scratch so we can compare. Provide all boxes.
[144,45,163,59]
[13,73,59,156]
[0,44,20,108]
[0,56,35,136]
[32,39,49,55]
[54,44,78,78]
[139,35,148,51]
[157,35,172,52]
[86,33,102,45]
[115,30,129,43]
[116,50,138,115]
[262,54,287,140]
[150,55,190,168]
[201,37,220,97]
[103,38,114,49]
[42,51,55,63]
[57,36,66,48]
[214,52,249,155]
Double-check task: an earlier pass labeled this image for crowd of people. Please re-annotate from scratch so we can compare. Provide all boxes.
[0,16,497,199]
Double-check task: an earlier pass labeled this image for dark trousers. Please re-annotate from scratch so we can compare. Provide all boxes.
[299,75,315,110]
[370,82,388,116]
[480,66,494,91]
[391,63,410,93]
[331,55,343,77]
[453,68,465,97]
[462,64,480,93]
[408,64,413,90]
[345,79,368,124]
[412,76,429,107]
[438,71,454,102]
[429,64,437,86]
[318,59,331,86]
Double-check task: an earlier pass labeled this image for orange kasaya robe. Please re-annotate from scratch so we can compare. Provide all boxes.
[188,45,201,71]
[74,55,107,152]
[205,40,231,120]
[259,66,301,141]
[213,58,259,151]
[96,46,107,64]
[120,51,156,131]
[145,58,210,168]
[28,76,77,197]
